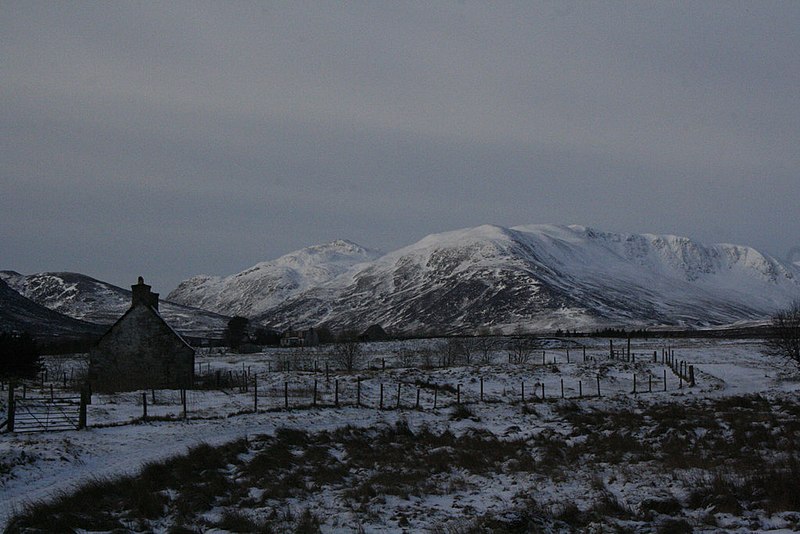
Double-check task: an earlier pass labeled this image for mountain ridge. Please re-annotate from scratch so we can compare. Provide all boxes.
[167,240,382,318]
[169,225,800,334]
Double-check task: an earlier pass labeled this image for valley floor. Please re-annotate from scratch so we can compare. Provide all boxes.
[2,338,799,532]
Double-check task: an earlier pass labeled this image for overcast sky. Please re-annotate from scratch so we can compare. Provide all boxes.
[2,2,799,292]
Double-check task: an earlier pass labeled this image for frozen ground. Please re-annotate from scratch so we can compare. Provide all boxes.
[2,337,799,532]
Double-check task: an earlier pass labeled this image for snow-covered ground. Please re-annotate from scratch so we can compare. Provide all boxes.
[2,338,799,531]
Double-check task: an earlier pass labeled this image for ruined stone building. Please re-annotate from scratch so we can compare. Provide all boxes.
[89,277,194,391]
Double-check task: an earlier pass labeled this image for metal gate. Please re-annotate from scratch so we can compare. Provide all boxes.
[11,397,82,433]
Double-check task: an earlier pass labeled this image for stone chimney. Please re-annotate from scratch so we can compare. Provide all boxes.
[131,276,159,310]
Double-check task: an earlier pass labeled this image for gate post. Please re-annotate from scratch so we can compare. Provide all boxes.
[7,381,14,432]
[79,386,88,429]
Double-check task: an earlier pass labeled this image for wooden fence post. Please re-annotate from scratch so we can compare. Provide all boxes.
[142,392,148,420]
[416,387,420,409]
[578,380,582,398]
[583,346,586,362]
[689,365,695,387]
[609,339,613,359]
[480,377,484,402]
[649,374,652,393]
[457,384,461,405]
[433,386,437,409]
[253,375,258,412]
[284,382,289,409]
[541,383,545,400]
[566,349,570,364]
[596,375,601,397]
[542,351,546,365]
[182,388,187,419]
[521,381,525,403]
[633,374,636,394]
[357,377,361,406]
[663,369,667,392]
[396,383,401,409]
[313,380,318,406]
[561,378,564,399]
[335,379,339,407]
[380,383,384,410]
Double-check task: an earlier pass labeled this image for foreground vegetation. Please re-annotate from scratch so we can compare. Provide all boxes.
[7,393,800,533]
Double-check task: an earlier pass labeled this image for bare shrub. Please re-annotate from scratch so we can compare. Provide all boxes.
[474,335,498,364]
[396,347,418,367]
[508,336,536,364]
[328,332,365,372]
[765,300,800,364]
[436,338,463,367]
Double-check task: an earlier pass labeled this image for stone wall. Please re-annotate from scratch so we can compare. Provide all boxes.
[89,306,194,392]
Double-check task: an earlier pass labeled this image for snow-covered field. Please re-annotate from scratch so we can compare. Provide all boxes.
[2,338,799,532]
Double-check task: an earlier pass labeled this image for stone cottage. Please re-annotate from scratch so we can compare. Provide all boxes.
[89,277,194,392]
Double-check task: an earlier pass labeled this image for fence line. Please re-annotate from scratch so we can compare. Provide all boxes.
[3,346,695,432]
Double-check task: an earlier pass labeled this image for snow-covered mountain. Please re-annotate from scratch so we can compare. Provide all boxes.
[167,240,381,317]
[0,279,105,339]
[172,225,800,334]
[0,271,229,337]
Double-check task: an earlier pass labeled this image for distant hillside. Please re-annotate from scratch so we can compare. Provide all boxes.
[0,271,229,338]
[0,279,105,340]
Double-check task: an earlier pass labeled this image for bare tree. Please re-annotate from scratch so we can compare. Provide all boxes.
[766,301,800,364]
[457,337,476,365]
[419,346,436,369]
[474,334,498,365]
[328,331,366,372]
[508,336,536,364]
[396,347,418,368]
[443,338,464,367]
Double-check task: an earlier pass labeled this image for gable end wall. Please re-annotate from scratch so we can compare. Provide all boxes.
[89,305,195,391]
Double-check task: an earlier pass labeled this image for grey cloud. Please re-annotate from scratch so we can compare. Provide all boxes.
[2,2,799,290]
